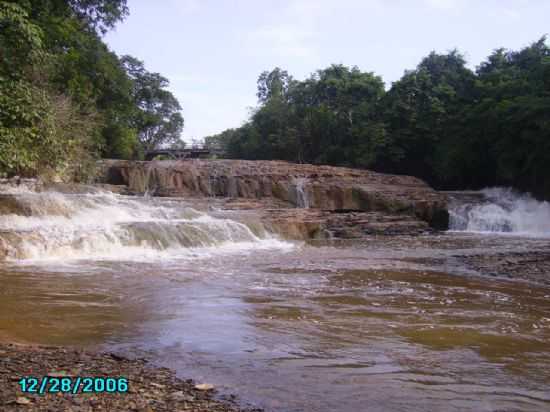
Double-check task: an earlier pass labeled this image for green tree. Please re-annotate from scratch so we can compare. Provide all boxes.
[0,0,159,179]
[121,56,184,153]
[383,50,476,182]
[0,1,102,179]
[474,38,550,197]
[257,67,294,103]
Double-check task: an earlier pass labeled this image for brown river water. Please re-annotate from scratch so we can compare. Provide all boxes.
[0,188,549,411]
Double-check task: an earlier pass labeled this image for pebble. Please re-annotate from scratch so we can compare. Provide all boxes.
[0,343,248,412]
[195,383,215,391]
[16,396,32,405]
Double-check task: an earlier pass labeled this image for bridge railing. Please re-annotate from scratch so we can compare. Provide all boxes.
[144,147,216,161]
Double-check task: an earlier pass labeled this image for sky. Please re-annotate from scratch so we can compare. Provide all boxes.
[105,0,550,141]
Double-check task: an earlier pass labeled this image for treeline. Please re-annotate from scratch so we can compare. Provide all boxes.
[0,0,183,180]
[205,39,550,200]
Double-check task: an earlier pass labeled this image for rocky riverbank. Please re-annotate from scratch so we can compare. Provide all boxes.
[96,159,449,237]
[456,250,550,286]
[0,343,260,412]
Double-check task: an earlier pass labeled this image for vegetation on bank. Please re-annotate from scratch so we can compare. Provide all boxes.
[1,1,549,199]
[205,39,550,200]
[0,0,183,181]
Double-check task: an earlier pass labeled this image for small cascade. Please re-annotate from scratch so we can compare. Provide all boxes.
[0,186,290,261]
[293,177,310,209]
[143,166,157,195]
[448,187,550,236]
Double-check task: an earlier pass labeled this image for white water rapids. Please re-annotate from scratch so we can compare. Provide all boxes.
[449,187,550,236]
[0,187,291,261]
[2,185,550,412]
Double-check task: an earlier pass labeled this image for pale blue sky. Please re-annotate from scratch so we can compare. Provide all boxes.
[105,0,549,141]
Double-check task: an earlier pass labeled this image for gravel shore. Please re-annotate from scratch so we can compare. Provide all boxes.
[457,250,550,286]
[0,343,261,412]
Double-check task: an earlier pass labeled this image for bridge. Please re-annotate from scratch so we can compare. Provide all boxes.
[144,147,212,161]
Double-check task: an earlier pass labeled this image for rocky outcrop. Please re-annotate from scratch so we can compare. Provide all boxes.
[98,159,449,231]
[261,209,430,240]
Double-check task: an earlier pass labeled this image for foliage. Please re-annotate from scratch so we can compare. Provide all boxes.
[435,38,550,197]
[211,39,550,200]
[382,50,476,181]
[0,2,96,178]
[121,56,184,153]
[218,65,387,167]
[12,0,128,35]
[0,0,184,179]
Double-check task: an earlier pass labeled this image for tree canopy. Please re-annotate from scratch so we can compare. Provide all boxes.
[0,0,184,179]
[122,56,184,153]
[2,1,547,199]
[207,38,550,200]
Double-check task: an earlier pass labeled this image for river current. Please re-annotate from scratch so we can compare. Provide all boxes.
[1,186,549,411]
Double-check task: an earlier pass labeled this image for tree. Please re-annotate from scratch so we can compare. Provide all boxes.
[256,67,294,104]
[2,0,141,163]
[382,50,476,182]
[121,56,184,153]
[68,0,128,33]
[303,65,387,167]
[0,0,178,179]
[0,2,102,179]
[13,0,128,35]
[473,38,550,197]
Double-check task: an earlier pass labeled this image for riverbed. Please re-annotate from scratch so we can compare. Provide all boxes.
[1,189,550,411]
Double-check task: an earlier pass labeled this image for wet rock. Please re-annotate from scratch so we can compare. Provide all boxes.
[261,209,431,240]
[97,159,449,230]
[457,251,550,286]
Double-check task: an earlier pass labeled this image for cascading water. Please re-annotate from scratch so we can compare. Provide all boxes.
[448,187,550,236]
[0,185,290,261]
[292,177,310,209]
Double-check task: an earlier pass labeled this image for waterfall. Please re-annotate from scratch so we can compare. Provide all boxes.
[448,187,550,236]
[0,186,291,261]
[293,177,310,209]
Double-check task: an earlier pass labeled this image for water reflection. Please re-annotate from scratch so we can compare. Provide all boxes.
[1,234,550,411]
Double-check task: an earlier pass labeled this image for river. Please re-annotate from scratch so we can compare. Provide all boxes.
[1,186,549,411]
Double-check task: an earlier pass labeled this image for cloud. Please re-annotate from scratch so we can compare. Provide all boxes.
[424,0,459,10]
[245,0,387,59]
[286,0,333,20]
[166,73,209,85]
[169,0,201,15]
[175,90,254,140]
[491,7,521,21]
[287,0,381,18]
[251,24,317,58]
[244,0,329,59]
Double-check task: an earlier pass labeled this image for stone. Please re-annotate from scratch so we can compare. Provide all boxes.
[47,370,68,377]
[194,383,214,391]
[97,159,449,230]
[15,397,32,405]
[168,391,194,402]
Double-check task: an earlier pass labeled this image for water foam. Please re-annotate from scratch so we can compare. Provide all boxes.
[449,187,550,236]
[0,188,292,261]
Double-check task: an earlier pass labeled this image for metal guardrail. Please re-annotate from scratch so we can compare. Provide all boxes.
[144,147,212,161]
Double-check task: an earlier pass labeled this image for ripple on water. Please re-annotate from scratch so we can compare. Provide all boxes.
[2,230,550,411]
